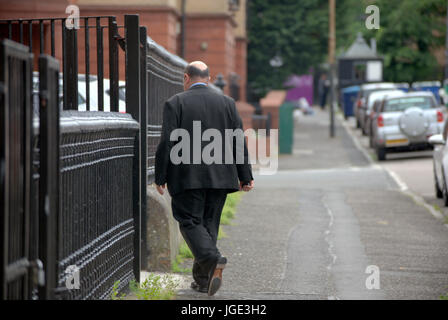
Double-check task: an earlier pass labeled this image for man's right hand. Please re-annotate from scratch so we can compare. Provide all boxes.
[240,180,254,192]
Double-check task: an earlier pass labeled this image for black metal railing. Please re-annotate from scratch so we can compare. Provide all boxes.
[57,111,138,300]
[0,16,122,112]
[145,36,186,183]
[252,113,272,136]
[1,13,146,300]
[1,12,191,299]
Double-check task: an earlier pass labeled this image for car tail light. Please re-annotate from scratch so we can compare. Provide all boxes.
[377,115,384,127]
[437,110,444,122]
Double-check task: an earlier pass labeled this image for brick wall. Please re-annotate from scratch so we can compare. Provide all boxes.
[184,14,236,96]
[235,37,247,101]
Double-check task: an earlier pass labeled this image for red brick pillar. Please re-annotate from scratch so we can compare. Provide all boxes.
[184,14,236,95]
[235,37,247,101]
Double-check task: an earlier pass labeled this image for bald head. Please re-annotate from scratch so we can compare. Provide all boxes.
[183,61,210,91]
[185,61,209,79]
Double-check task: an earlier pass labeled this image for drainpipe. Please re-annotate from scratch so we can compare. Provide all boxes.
[181,0,186,59]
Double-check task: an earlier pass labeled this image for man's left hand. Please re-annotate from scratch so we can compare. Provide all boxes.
[156,184,166,195]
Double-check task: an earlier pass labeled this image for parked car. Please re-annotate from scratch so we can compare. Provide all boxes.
[429,129,447,203]
[364,89,404,141]
[370,91,444,161]
[32,72,87,114]
[354,83,397,132]
[78,75,126,112]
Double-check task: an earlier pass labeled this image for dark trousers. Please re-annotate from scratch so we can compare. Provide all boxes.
[171,188,229,286]
[320,90,328,109]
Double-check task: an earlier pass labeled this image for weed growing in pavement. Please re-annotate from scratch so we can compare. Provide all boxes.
[129,274,179,300]
[110,281,126,300]
[172,241,193,274]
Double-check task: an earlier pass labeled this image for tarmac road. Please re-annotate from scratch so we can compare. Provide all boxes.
[343,116,448,223]
[177,108,448,300]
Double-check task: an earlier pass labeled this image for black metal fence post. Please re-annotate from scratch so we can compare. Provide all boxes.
[125,14,141,282]
[37,54,60,300]
[108,17,119,112]
[139,26,148,270]
[64,27,78,110]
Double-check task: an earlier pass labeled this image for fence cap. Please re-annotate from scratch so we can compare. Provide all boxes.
[60,111,139,134]
[146,36,187,69]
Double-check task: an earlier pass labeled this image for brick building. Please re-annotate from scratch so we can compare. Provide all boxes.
[0,0,248,100]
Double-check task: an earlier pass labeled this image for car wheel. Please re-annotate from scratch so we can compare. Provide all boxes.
[377,147,386,161]
[434,164,443,199]
[443,169,448,206]
[361,123,367,136]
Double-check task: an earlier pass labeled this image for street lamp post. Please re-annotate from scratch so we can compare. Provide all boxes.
[270,53,283,89]
[328,0,336,138]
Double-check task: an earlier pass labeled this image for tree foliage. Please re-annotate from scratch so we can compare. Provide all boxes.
[247,0,447,100]
[365,0,446,82]
[247,0,329,100]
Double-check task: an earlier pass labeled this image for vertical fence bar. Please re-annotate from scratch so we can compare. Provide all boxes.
[19,20,23,44]
[65,26,78,110]
[28,21,32,53]
[0,40,8,300]
[39,21,44,54]
[50,20,55,57]
[8,22,12,39]
[84,17,90,111]
[38,54,60,300]
[62,19,67,109]
[125,14,141,282]
[96,18,104,111]
[139,26,148,270]
[108,17,119,112]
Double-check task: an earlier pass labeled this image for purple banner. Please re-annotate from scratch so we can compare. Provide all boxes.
[284,74,314,106]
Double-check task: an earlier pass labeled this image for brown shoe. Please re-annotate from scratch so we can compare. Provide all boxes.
[207,256,227,296]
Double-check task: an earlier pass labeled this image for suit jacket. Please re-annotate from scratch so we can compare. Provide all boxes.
[155,84,253,196]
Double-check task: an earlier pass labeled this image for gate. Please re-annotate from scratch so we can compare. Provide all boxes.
[0,39,37,299]
[1,12,187,299]
[0,14,145,300]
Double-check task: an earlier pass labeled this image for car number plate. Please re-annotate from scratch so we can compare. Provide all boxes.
[386,138,409,146]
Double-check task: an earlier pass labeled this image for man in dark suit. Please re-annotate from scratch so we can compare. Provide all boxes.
[155,61,254,296]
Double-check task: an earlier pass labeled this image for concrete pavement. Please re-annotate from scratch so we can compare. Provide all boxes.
[176,107,448,300]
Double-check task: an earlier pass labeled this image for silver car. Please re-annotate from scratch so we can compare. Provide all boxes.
[429,129,448,204]
[364,89,405,141]
[371,91,444,161]
[354,82,397,132]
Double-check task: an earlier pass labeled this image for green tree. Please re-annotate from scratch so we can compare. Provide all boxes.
[247,0,329,100]
[365,0,446,82]
[247,0,369,100]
